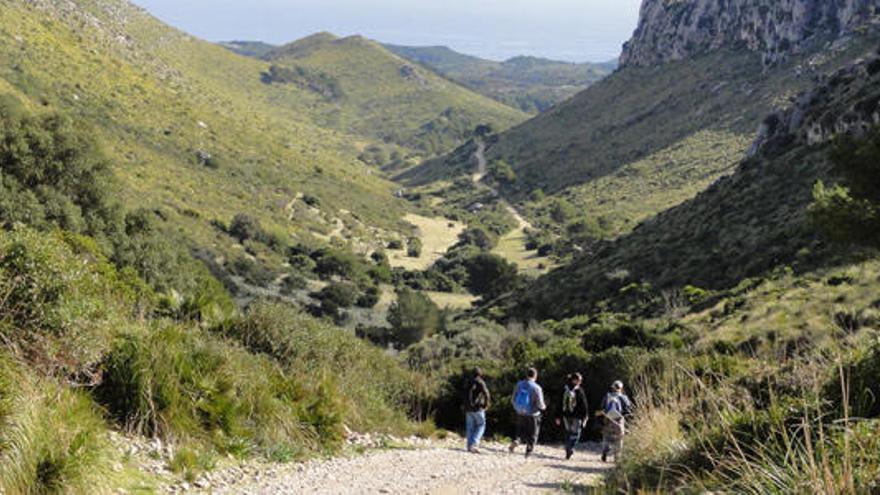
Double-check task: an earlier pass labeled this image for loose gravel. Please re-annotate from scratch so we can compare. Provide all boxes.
[202,441,608,494]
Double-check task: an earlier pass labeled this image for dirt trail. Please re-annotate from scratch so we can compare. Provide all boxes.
[207,441,608,494]
[472,141,532,231]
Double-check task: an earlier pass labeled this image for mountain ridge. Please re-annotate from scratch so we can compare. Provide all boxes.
[621,0,880,68]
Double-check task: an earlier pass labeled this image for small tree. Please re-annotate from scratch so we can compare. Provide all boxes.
[387,288,441,348]
[465,253,520,300]
[229,213,262,242]
[407,237,423,258]
[549,198,578,224]
[490,160,517,185]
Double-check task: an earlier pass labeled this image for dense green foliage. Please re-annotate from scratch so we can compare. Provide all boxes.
[811,127,880,246]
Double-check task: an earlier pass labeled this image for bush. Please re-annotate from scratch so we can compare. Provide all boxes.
[407,237,423,258]
[314,248,364,281]
[356,286,382,309]
[0,229,129,378]
[97,323,331,452]
[280,274,309,295]
[0,96,118,241]
[215,301,421,431]
[230,256,276,287]
[229,213,262,243]
[465,253,520,300]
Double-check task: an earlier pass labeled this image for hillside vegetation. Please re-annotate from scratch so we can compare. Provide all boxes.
[0,0,420,278]
[0,88,424,492]
[514,41,880,321]
[403,37,876,225]
[262,33,528,156]
[385,44,613,113]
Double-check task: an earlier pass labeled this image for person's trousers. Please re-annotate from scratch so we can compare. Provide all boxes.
[465,410,486,450]
[515,414,541,452]
[602,424,625,460]
[563,417,583,453]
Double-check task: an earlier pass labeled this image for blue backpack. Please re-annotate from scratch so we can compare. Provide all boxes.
[514,381,533,415]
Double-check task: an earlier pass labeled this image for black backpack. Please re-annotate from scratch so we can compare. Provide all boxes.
[466,379,488,410]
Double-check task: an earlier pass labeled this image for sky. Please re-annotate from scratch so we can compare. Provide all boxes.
[132,0,642,63]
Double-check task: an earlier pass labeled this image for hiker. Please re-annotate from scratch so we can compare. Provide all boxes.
[555,372,589,460]
[599,380,632,463]
[509,367,546,458]
[464,367,491,453]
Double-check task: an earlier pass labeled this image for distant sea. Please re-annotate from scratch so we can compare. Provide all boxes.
[358,30,624,63]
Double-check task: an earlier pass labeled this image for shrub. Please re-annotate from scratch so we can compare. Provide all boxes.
[97,323,328,452]
[215,301,420,431]
[407,237,423,258]
[0,229,128,379]
[356,286,382,309]
[387,288,441,348]
[314,248,363,281]
[0,96,118,240]
[230,256,276,287]
[312,282,358,309]
[465,253,520,300]
[229,213,262,243]
[280,274,309,295]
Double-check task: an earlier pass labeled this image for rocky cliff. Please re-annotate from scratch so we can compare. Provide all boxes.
[750,49,880,154]
[621,0,880,67]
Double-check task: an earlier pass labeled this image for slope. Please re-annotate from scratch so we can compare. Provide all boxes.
[0,0,413,280]
[385,44,613,113]
[515,45,880,320]
[402,10,880,244]
[262,33,528,157]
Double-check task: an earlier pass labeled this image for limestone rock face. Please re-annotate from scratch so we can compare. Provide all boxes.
[749,51,880,156]
[621,0,880,68]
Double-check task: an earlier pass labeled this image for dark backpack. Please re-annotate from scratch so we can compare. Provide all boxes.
[467,379,488,410]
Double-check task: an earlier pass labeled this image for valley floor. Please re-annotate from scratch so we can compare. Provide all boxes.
[202,441,608,494]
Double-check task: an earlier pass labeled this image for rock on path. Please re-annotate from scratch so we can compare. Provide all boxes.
[207,442,608,494]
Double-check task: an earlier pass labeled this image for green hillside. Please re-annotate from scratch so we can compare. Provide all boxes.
[0,0,438,295]
[219,40,277,58]
[385,44,613,113]
[262,33,528,156]
[402,36,877,241]
[513,41,880,321]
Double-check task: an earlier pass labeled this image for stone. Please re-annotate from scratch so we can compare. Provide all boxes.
[621,0,879,68]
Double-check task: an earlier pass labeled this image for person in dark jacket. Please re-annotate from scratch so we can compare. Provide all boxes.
[464,367,491,453]
[556,372,589,460]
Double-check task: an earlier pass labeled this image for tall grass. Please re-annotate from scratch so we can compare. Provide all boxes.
[215,301,425,433]
[611,348,880,493]
[0,352,110,494]
[96,322,326,455]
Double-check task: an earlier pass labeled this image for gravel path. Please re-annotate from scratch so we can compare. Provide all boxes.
[207,442,608,494]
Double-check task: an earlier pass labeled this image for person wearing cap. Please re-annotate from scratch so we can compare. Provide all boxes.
[463,367,491,453]
[599,380,632,462]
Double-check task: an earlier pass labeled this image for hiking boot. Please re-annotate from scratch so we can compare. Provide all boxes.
[565,448,573,460]
[601,451,607,463]
[508,442,517,453]
[469,447,482,454]
[525,447,533,459]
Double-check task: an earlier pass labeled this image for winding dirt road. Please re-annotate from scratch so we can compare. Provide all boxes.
[472,141,533,231]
